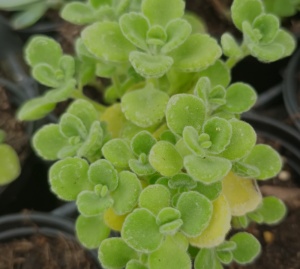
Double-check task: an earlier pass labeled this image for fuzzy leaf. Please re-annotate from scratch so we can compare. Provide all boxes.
[126,260,148,269]
[221,33,243,59]
[122,85,169,127]
[146,24,167,46]
[32,64,61,88]
[162,19,192,53]
[131,131,156,156]
[256,196,287,224]
[76,215,110,249]
[25,36,62,68]
[166,94,206,135]
[49,157,91,201]
[59,113,88,139]
[219,120,256,161]
[119,12,149,50]
[111,171,142,214]
[129,51,173,78]
[142,0,185,27]
[44,80,75,103]
[102,139,134,168]
[253,14,279,43]
[171,34,222,72]
[77,191,113,216]
[122,208,163,253]
[99,238,138,269]
[182,126,204,156]
[61,2,95,25]
[157,207,181,227]
[139,185,171,215]
[194,181,222,201]
[194,248,216,269]
[231,0,263,30]
[88,159,119,191]
[82,22,135,63]
[168,173,197,190]
[217,251,233,265]
[243,144,282,180]
[149,141,183,177]
[0,144,21,185]
[230,232,261,264]
[0,0,37,9]
[177,191,213,237]
[217,241,237,252]
[129,159,156,176]
[184,155,231,184]
[33,124,68,160]
[203,117,232,154]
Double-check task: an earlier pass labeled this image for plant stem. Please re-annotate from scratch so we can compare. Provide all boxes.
[225,43,250,69]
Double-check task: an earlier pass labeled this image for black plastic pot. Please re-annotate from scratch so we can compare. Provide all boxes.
[0,209,101,268]
[242,111,300,180]
[283,48,300,132]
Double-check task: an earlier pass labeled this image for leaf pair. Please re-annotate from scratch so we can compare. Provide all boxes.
[33,99,103,162]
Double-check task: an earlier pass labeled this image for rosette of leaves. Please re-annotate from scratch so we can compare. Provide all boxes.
[49,156,142,248]
[32,99,105,162]
[0,0,75,29]
[224,0,296,62]
[0,130,21,185]
[81,0,222,79]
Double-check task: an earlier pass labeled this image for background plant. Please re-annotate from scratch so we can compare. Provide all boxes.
[17,0,294,268]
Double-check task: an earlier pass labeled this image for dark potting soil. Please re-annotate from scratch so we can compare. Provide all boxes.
[0,234,99,269]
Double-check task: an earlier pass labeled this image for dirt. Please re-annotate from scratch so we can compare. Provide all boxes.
[0,233,99,269]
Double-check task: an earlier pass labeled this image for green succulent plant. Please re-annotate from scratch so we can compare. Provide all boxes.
[17,0,293,268]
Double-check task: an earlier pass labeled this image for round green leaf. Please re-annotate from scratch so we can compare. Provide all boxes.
[32,63,61,88]
[0,144,20,185]
[61,2,95,25]
[177,191,213,237]
[221,33,243,59]
[122,85,169,128]
[166,94,206,135]
[194,181,222,201]
[224,83,257,113]
[59,113,88,139]
[149,141,183,177]
[253,14,279,44]
[49,157,91,201]
[219,120,256,160]
[126,260,148,269]
[99,238,138,269]
[33,124,68,160]
[122,208,163,253]
[168,173,197,190]
[171,34,222,72]
[243,144,282,180]
[131,131,156,156]
[142,0,185,27]
[257,196,287,224]
[76,215,110,249]
[82,21,135,63]
[182,126,204,156]
[230,232,261,264]
[88,159,119,191]
[194,248,216,269]
[111,171,142,214]
[184,155,231,184]
[139,185,171,215]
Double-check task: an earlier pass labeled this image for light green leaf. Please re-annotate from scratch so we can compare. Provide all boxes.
[129,51,173,78]
[131,131,156,156]
[219,120,256,160]
[76,215,110,249]
[194,181,222,201]
[166,94,206,135]
[253,14,279,43]
[148,236,191,269]
[182,126,205,156]
[139,185,171,215]
[49,157,91,201]
[120,12,149,50]
[99,238,138,269]
[243,144,282,180]
[149,141,183,177]
[216,241,237,252]
[162,19,192,54]
[256,196,287,224]
[216,251,233,265]
[129,159,156,176]
[221,33,243,59]
[33,124,68,160]
[203,117,232,154]
[88,159,118,191]
[25,36,62,68]
[59,55,75,80]
[82,21,135,63]
[224,83,257,113]
[142,0,185,27]
[17,97,56,121]
[230,232,261,264]
[177,191,213,237]
[157,207,181,227]
[271,29,296,58]
[45,80,75,103]
[111,171,142,214]
[32,63,61,88]
[0,0,37,9]
[61,2,95,25]
[171,34,222,72]
[146,25,167,46]
[59,113,88,139]
[184,155,231,184]
[121,85,169,127]
[0,144,21,185]
[122,208,163,253]
[231,0,263,30]
[126,260,148,269]
[168,173,197,190]
[194,248,216,269]
[102,139,133,168]
[77,191,113,216]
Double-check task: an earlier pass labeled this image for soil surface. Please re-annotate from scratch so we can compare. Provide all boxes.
[0,234,99,269]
